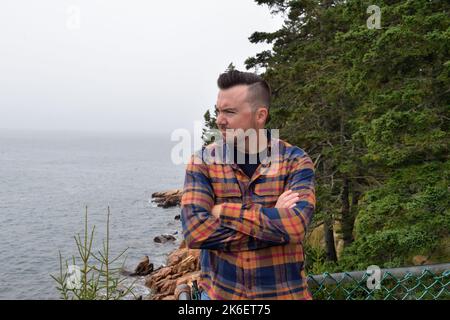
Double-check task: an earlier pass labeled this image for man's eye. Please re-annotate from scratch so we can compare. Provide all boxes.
[216,109,235,115]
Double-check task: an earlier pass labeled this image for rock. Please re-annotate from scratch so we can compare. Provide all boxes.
[154,234,177,243]
[167,248,200,269]
[412,255,430,266]
[151,293,172,300]
[167,248,188,266]
[151,189,183,208]
[145,266,174,288]
[145,240,201,300]
[151,189,180,198]
[162,197,180,208]
[159,279,177,294]
[175,271,200,286]
[154,266,174,279]
[131,255,154,276]
[172,255,198,274]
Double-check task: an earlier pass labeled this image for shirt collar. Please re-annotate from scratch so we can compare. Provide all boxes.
[206,129,284,173]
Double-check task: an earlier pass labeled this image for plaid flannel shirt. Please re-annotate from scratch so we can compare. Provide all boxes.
[181,136,315,300]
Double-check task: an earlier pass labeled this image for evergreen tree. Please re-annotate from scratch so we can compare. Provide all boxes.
[201,108,218,146]
[245,0,449,269]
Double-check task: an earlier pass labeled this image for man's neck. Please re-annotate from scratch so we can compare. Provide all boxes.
[235,129,270,154]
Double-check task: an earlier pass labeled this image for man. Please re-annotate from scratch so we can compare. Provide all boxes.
[181,70,315,300]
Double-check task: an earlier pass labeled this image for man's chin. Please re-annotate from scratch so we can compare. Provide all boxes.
[223,135,235,144]
[220,129,244,145]
[220,130,232,141]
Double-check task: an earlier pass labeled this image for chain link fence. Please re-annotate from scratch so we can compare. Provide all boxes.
[307,263,450,300]
[176,263,449,300]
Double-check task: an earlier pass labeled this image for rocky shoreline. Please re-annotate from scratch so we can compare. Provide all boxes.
[144,240,200,300]
[151,189,182,208]
[138,189,200,300]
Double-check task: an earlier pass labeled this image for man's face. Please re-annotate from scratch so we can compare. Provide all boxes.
[215,85,261,143]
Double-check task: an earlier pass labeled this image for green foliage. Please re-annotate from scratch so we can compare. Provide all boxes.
[339,161,450,270]
[201,108,218,146]
[245,0,450,271]
[51,207,136,300]
[305,244,338,275]
[226,62,236,72]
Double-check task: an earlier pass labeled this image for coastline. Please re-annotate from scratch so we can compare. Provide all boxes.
[144,189,201,300]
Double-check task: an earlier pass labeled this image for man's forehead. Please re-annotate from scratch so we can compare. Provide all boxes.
[217,85,249,106]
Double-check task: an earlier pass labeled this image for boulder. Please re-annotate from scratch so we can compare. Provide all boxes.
[130,255,154,276]
[145,240,201,300]
[145,266,174,288]
[172,255,199,274]
[151,189,183,208]
[176,271,201,286]
[154,234,177,243]
[159,279,177,294]
[166,248,189,266]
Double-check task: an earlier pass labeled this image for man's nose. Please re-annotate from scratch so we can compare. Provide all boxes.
[216,114,227,127]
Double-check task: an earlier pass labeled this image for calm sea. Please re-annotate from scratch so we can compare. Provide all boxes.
[0,129,186,299]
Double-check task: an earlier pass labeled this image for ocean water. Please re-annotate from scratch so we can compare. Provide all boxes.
[0,129,186,299]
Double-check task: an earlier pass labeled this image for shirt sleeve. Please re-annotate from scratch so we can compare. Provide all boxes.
[180,153,287,252]
[219,152,315,244]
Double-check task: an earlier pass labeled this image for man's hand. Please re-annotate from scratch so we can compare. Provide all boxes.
[211,190,298,218]
[211,204,222,218]
[275,190,300,209]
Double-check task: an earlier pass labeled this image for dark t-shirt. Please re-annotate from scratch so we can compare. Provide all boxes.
[233,150,261,178]
[233,131,271,179]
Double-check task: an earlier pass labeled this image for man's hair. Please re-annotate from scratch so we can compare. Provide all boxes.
[217,70,271,113]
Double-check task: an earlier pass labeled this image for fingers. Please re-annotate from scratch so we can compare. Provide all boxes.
[281,189,294,197]
[211,204,222,218]
[280,191,299,203]
[285,197,299,208]
[276,189,300,209]
[279,190,298,201]
[284,193,300,202]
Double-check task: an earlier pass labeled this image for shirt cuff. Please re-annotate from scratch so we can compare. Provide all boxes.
[220,202,263,226]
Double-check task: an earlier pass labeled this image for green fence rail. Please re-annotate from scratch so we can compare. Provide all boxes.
[176,263,449,300]
[307,263,450,300]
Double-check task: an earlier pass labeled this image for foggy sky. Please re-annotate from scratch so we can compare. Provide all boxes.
[0,0,283,134]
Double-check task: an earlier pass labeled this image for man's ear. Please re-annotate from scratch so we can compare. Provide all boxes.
[256,107,269,123]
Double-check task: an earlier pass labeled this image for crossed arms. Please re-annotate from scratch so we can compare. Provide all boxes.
[180,154,315,252]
